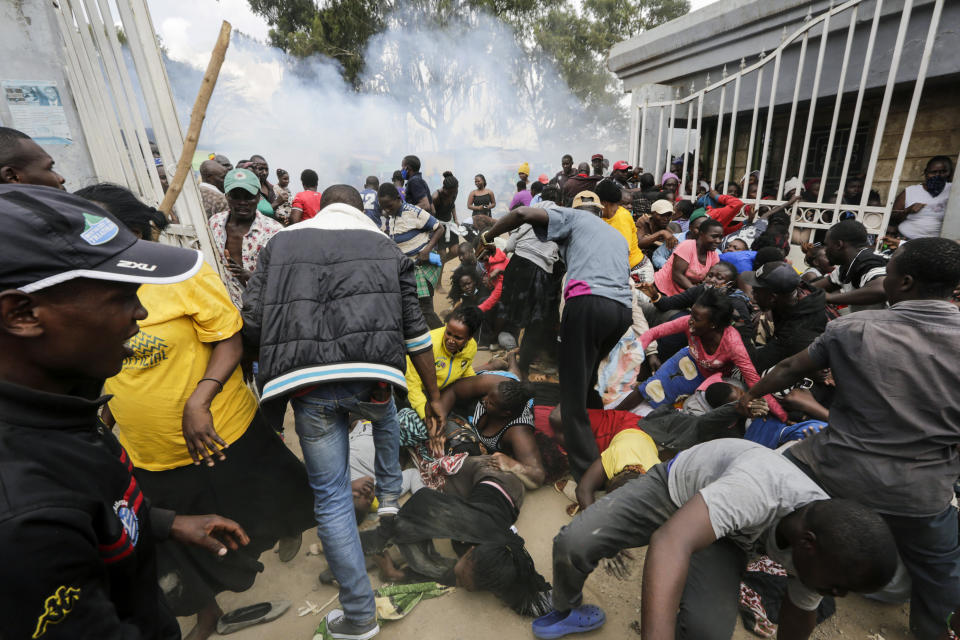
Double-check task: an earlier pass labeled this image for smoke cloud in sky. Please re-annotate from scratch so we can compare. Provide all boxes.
[151,3,633,213]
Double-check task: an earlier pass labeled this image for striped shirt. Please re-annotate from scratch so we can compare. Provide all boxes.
[384,203,438,256]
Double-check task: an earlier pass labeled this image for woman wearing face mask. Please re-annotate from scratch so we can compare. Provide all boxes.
[891,155,953,239]
[653,217,724,296]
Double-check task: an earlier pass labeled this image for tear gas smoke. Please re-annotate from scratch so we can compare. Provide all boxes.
[161,11,628,214]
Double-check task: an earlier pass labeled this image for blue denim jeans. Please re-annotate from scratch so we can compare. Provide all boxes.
[291,381,403,622]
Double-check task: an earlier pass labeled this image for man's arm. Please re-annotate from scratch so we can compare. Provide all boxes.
[809,274,839,292]
[574,458,608,510]
[776,597,818,640]
[825,276,886,306]
[641,494,719,640]
[737,349,820,415]
[480,207,550,244]
[417,225,444,263]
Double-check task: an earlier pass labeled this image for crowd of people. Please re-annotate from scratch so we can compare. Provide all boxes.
[0,123,958,640]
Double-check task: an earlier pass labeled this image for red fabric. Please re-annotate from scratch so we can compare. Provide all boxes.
[707,193,744,234]
[479,249,509,313]
[640,316,787,420]
[533,405,639,452]
[292,190,323,220]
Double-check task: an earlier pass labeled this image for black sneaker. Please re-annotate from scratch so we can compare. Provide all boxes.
[325,609,379,640]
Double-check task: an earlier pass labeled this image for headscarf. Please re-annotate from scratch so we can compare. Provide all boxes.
[661,171,680,185]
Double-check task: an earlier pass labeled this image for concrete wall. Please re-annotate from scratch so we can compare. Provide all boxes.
[0,1,97,189]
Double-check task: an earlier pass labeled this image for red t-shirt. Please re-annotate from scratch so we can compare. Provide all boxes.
[292,190,323,220]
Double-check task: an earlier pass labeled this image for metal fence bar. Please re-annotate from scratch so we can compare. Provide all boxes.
[722,65,742,193]
[816,6,858,203]
[711,74,727,190]
[833,0,883,220]
[63,0,131,184]
[755,49,782,210]
[777,22,810,199]
[680,91,693,196]
[664,96,678,182]
[629,98,640,174]
[742,63,765,194]
[92,0,164,199]
[794,10,831,191]
[881,0,945,231]
[654,106,665,182]
[81,0,154,198]
[859,0,915,210]
[692,91,704,199]
[637,101,647,171]
[51,5,113,181]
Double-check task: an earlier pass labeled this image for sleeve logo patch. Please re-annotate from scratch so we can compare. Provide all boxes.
[114,499,140,545]
[33,586,81,638]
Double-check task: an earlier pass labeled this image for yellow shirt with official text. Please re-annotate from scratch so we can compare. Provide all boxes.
[105,262,257,471]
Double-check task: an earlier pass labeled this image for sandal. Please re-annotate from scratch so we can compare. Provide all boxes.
[216,600,290,635]
[532,605,606,639]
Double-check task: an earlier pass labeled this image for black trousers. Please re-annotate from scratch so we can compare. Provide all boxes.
[419,282,443,329]
[557,295,631,480]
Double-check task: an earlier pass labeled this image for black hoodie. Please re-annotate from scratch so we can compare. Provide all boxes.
[0,380,178,640]
[750,285,828,373]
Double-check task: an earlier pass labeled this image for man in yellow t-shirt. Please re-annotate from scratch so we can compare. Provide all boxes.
[104,261,258,471]
[404,306,481,419]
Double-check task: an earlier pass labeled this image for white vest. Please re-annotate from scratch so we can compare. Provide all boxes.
[900,182,951,239]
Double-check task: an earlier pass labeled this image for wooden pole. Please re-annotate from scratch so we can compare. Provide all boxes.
[158,21,231,216]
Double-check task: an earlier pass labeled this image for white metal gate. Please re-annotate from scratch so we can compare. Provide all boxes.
[51,0,222,272]
[630,0,947,244]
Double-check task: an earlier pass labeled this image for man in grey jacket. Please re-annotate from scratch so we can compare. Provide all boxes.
[243,184,444,640]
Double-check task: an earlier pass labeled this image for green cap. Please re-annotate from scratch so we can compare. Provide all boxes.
[689,207,708,223]
[223,168,261,196]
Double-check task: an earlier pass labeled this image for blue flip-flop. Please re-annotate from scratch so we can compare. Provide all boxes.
[532,605,607,639]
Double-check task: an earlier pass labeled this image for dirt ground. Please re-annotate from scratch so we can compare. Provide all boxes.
[178,261,915,639]
[178,408,913,640]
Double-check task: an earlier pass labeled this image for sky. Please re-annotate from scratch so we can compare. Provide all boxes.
[147,0,721,63]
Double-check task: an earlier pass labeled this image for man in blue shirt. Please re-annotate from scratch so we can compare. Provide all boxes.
[360,175,381,229]
[401,155,434,213]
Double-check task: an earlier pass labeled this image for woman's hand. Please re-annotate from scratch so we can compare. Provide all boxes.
[183,398,227,466]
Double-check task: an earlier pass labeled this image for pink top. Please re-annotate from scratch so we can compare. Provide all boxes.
[653,239,719,297]
[640,316,786,420]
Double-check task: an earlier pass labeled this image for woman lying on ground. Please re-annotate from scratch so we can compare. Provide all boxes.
[437,372,546,488]
[361,456,552,617]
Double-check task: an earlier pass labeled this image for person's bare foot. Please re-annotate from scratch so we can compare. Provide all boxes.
[184,600,222,640]
[373,551,406,582]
